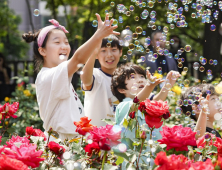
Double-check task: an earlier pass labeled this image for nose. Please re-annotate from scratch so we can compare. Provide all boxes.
[107,49,113,58]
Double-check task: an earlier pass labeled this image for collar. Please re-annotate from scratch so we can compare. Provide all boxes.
[99,68,112,77]
[122,97,133,102]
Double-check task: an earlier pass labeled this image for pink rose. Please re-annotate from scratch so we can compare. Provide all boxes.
[6,136,30,148]
[25,127,47,141]
[189,159,214,170]
[0,155,30,170]
[157,125,196,151]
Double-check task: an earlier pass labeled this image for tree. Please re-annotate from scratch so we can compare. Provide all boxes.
[0,0,29,59]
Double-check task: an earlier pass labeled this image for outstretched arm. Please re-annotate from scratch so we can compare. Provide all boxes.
[67,13,119,77]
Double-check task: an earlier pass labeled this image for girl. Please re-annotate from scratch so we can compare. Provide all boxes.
[22,14,119,141]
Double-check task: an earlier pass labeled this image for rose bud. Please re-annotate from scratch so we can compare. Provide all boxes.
[140,131,147,139]
[129,111,135,119]
[163,111,171,119]
[188,150,194,160]
[133,96,139,103]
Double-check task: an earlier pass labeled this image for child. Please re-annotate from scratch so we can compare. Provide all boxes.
[81,33,122,127]
[22,14,119,141]
[111,64,180,131]
[180,84,222,139]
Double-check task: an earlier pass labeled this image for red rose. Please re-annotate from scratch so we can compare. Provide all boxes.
[3,143,44,168]
[2,102,19,119]
[84,142,100,155]
[189,159,214,170]
[17,81,25,87]
[154,151,190,170]
[163,111,171,119]
[129,111,135,119]
[26,127,47,141]
[74,116,94,136]
[139,99,170,128]
[87,125,121,151]
[133,96,139,103]
[157,125,196,151]
[0,155,29,170]
[48,141,65,156]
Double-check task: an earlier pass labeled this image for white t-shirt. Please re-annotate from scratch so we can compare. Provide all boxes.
[83,68,119,127]
[35,61,84,139]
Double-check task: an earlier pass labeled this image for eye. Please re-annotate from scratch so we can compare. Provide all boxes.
[112,49,117,52]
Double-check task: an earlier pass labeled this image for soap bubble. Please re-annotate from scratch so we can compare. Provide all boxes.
[183,67,188,72]
[112,19,118,26]
[34,9,40,16]
[141,9,149,19]
[213,60,218,65]
[184,45,191,52]
[92,20,98,27]
[193,62,200,70]
[112,125,122,133]
[214,113,222,120]
[199,66,205,72]
[130,86,138,95]
[183,100,188,107]
[105,20,110,26]
[132,33,138,39]
[135,26,143,34]
[175,107,182,115]
[134,16,139,21]
[128,43,135,50]
[123,55,127,60]
[178,63,183,68]
[118,143,127,153]
[184,79,190,86]
[63,152,71,159]
[127,50,132,55]
[129,5,135,11]
[141,56,146,62]
[110,2,115,7]
[210,24,216,31]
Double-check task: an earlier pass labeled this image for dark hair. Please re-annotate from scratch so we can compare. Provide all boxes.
[101,34,122,51]
[111,64,146,102]
[151,30,163,40]
[22,28,63,72]
[0,53,7,68]
[180,84,219,121]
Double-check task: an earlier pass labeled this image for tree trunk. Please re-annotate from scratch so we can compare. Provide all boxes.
[202,7,222,81]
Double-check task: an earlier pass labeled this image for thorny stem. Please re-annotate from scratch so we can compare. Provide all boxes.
[137,139,145,169]
[101,151,107,170]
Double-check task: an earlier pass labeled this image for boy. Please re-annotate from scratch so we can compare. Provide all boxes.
[81,34,122,127]
[111,64,180,136]
[180,84,222,139]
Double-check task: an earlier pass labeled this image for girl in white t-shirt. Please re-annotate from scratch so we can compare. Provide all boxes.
[22,14,119,141]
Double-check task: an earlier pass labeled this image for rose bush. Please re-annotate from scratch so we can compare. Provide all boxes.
[25,126,47,141]
[74,116,94,135]
[157,125,196,151]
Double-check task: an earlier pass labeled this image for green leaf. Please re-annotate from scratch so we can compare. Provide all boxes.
[155,145,164,155]
[195,148,203,153]
[6,127,15,134]
[126,163,136,170]
[113,148,131,160]
[104,163,118,170]
[122,138,134,150]
[115,156,124,165]
[208,145,218,154]
[123,118,128,128]
[1,137,8,145]
[128,119,137,131]
[101,119,116,125]
[130,154,137,163]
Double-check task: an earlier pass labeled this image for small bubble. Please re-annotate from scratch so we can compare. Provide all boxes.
[141,56,146,62]
[199,66,205,72]
[92,20,98,27]
[112,19,118,26]
[135,26,143,34]
[175,107,182,115]
[184,45,192,52]
[123,55,127,60]
[193,62,200,70]
[129,5,135,11]
[210,24,216,31]
[33,9,40,16]
[134,16,139,21]
[110,1,115,7]
[130,86,138,95]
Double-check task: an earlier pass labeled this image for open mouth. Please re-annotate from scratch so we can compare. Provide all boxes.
[139,85,144,88]
[106,60,114,64]
[59,54,67,60]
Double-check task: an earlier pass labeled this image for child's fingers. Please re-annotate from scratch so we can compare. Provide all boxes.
[111,31,120,35]
[109,19,114,26]
[206,94,211,100]
[105,13,109,22]
[95,13,102,23]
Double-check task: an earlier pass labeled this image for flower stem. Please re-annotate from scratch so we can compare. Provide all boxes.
[137,139,145,169]
[149,128,154,167]
[101,151,107,170]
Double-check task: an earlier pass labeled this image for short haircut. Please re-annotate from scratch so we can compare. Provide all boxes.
[111,64,146,102]
[151,30,163,40]
[101,34,122,51]
[180,84,219,121]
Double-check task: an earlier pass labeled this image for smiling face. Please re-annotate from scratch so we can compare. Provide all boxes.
[39,29,71,68]
[97,46,122,75]
[151,32,166,52]
[121,73,146,99]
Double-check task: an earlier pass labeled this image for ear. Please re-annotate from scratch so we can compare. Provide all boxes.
[118,88,126,94]
[119,49,123,56]
[38,47,46,57]
[151,40,154,46]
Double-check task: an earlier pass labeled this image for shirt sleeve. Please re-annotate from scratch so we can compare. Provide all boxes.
[41,61,71,100]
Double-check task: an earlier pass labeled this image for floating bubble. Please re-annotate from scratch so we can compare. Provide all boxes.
[213,60,218,65]
[73,162,82,170]
[132,33,138,39]
[183,67,188,72]
[112,125,122,133]
[199,66,205,72]
[201,58,207,65]
[174,54,179,60]
[34,9,40,16]
[184,79,190,86]
[92,20,98,27]
[210,24,216,31]
[209,59,214,65]
[185,111,191,117]
[124,35,132,42]
[163,26,169,33]
[142,31,146,35]
[127,50,132,55]
[110,2,115,7]
[119,40,124,46]
[148,1,154,8]
[170,39,174,44]
[123,55,127,60]
[178,63,183,68]
[128,43,135,50]
[184,45,192,52]
[175,107,182,115]
[177,99,183,106]
[162,60,166,64]
[141,56,146,62]
[134,40,140,46]
[112,19,118,26]
[141,9,149,19]
[183,99,188,107]
[129,5,135,11]
[105,20,110,26]
[214,113,222,120]
[63,152,71,159]
[130,86,138,95]
[135,26,143,34]
[193,62,200,70]
[118,143,127,153]
[106,42,111,47]
[134,16,139,21]
[126,11,131,17]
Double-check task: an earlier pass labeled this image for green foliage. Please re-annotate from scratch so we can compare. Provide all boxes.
[0,0,29,58]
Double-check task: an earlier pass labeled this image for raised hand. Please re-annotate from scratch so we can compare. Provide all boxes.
[146,70,164,86]
[95,13,120,38]
[165,71,181,87]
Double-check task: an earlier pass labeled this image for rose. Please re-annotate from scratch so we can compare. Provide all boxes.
[197,134,222,157]
[6,136,30,148]
[157,125,196,151]
[48,141,65,156]
[87,125,121,151]
[1,102,19,119]
[139,99,170,128]
[26,127,47,141]
[162,111,171,119]
[189,159,214,170]
[0,155,29,170]
[129,111,135,119]
[133,96,139,103]
[74,116,94,135]
[140,131,146,139]
[154,151,190,170]
[2,143,44,168]
[84,142,100,155]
